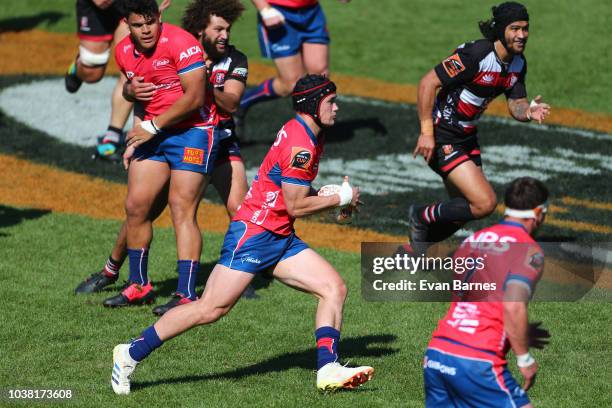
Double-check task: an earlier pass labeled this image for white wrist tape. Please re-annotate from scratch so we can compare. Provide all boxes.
[260,7,285,22]
[516,352,536,368]
[337,179,353,207]
[530,99,539,108]
[140,120,159,135]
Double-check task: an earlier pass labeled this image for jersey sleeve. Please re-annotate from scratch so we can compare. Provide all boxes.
[171,31,205,75]
[504,243,544,298]
[434,43,480,87]
[114,44,126,74]
[226,49,248,84]
[505,59,528,99]
[279,143,316,187]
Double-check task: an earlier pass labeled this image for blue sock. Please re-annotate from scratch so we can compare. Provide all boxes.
[127,248,149,286]
[176,260,199,300]
[128,326,163,362]
[315,326,340,369]
[239,78,278,111]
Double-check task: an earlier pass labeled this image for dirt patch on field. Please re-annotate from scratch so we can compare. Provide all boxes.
[1,30,612,134]
[0,154,402,253]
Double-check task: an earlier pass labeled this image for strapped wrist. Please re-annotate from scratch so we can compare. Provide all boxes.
[516,352,536,368]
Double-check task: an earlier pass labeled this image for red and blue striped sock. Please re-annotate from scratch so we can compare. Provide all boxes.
[239,78,277,111]
[128,325,163,362]
[176,260,199,300]
[127,248,149,286]
[315,326,340,370]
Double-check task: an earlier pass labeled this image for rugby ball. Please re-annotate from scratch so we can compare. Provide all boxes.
[317,184,353,224]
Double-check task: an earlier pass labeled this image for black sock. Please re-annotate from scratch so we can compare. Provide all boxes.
[427,221,462,243]
[419,197,474,224]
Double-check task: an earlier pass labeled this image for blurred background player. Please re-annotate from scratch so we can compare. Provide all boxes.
[64,0,171,161]
[75,0,257,311]
[234,0,350,139]
[409,2,551,254]
[110,75,374,395]
[423,176,551,408]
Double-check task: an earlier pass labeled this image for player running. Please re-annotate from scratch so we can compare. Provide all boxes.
[234,0,350,139]
[409,2,551,253]
[110,75,374,395]
[75,0,254,311]
[65,0,171,161]
[424,177,550,407]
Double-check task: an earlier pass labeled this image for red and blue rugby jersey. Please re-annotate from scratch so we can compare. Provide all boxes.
[430,221,544,360]
[115,23,206,130]
[234,116,323,235]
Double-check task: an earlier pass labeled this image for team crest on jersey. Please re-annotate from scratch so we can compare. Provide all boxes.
[80,17,89,31]
[290,147,313,171]
[126,71,135,80]
[153,58,170,70]
[527,251,544,272]
[442,54,466,78]
[182,147,204,165]
[442,144,454,155]
[214,72,225,84]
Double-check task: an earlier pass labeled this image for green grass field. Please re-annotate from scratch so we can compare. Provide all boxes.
[0,0,611,406]
[0,210,610,406]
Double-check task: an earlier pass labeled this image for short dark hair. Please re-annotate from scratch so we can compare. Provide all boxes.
[122,0,160,19]
[182,0,245,38]
[504,177,548,210]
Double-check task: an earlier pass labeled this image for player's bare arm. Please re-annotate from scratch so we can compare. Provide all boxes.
[504,283,539,391]
[508,95,551,124]
[414,69,442,162]
[126,68,205,148]
[213,79,245,114]
[283,183,360,218]
[252,0,285,28]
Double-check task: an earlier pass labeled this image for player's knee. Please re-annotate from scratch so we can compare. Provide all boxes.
[168,195,196,221]
[322,278,347,304]
[125,196,149,221]
[472,195,497,218]
[195,304,229,325]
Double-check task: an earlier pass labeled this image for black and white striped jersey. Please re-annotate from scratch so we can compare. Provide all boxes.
[432,39,527,144]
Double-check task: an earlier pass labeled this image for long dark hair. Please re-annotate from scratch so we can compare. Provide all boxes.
[182,0,245,38]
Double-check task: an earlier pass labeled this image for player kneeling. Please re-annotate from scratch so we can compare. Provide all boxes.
[111,75,373,394]
[424,177,550,407]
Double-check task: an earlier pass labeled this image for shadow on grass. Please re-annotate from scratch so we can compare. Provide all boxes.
[0,205,50,236]
[0,12,66,33]
[133,333,398,390]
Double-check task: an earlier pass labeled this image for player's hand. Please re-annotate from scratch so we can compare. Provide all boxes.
[519,361,538,391]
[93,0,114,10]
[413,132,435,162]
[260,7,285,28]
[126,123,156,148]
[159,0,172,12]
[528,95,551,124]
[122,144,136,170]
[128,77,156,102]
[528,321,551,349]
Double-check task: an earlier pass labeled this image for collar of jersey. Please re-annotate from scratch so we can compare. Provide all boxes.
[499,220,528,232]
[294,115,318,146]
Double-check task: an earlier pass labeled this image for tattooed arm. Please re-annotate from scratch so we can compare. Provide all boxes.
[508,95,551,124]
